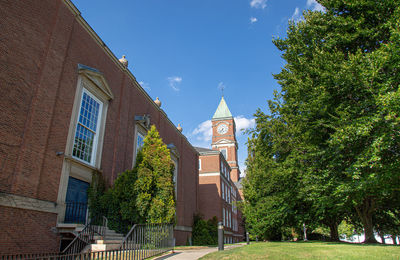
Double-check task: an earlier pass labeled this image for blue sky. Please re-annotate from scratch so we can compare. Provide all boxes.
[71,0,323,173]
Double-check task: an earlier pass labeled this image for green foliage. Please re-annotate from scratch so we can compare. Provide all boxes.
[338,220,357,240]
[192,214,218,246]
[134,125,176,224]
[88,125,175,234]
[244,0,400,243]
[87,171,107,219]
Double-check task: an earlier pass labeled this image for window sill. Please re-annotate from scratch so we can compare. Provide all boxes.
[64,155,102,173]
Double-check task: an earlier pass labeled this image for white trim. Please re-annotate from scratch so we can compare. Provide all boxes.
[174,225,192,232]
[199,159,201,170]
[199,172,220,177]
[212,143,235,147]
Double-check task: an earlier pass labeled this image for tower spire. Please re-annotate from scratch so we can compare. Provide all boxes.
[212,96,233,119]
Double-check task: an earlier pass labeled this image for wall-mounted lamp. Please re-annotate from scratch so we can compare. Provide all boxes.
[134,114,151,129]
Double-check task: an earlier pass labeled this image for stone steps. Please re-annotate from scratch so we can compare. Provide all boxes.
[90,227,125,252]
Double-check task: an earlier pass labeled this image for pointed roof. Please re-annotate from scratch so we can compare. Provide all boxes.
[212,97,233,119]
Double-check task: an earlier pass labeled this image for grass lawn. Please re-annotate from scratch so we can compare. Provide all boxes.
[200,241,400,259]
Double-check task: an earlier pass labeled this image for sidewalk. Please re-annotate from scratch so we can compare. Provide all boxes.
[154,244,245,260]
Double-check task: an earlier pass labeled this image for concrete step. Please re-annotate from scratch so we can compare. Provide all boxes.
[95,239,123,245]
[91,243,121,252]
[56,223,86,234]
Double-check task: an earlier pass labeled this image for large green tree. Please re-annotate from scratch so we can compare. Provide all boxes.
[134,125,176,224]
[244,0,400,243]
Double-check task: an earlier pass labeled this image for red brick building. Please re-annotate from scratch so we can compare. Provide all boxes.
[196,97,245,243]
[0,0,198,253]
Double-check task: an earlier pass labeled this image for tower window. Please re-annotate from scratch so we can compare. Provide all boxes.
[220,148,227,159]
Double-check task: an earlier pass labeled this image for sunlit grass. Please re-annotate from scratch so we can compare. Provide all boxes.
[200,241,400,259]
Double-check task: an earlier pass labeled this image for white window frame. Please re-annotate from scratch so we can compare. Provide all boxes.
[72,88,103,166]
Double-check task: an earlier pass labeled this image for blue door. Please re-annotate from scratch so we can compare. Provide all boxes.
[64,177,89,223]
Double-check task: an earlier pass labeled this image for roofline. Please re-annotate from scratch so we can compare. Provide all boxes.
[62,0,198,155]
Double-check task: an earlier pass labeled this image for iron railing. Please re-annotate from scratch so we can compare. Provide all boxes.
[0,253,59,260]
[64,202,88,224]
[61,216,108,255]
[0,223,174,260]
[2,247,170,260]
[119,223,174,259]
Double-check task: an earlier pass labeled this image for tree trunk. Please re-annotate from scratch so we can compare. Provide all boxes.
[329,223,340,241]
[354,197,378,244]
[380,233,385,244]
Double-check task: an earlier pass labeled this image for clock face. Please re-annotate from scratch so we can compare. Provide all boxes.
[217,124,228,134]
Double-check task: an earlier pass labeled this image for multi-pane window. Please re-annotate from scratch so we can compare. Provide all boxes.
[222,182,225,200]
[73,90,102,165]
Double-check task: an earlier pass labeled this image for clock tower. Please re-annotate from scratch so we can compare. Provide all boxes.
[211,97,241,182]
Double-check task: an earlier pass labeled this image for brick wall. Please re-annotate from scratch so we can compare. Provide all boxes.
[0,0,198,250]
[0,206,59,254]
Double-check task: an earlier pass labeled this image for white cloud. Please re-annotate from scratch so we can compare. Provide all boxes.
[250,0,267,9]
[167,76,182,91]
[306,0,324,12]
[290,7,302,22]
[234,116,255,135]
[192,120,213,143]
[250,17,258,24]
[138,81,150,91]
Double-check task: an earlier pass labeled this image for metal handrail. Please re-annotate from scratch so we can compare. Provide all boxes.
[119,224,137,248]
[1,222,174,260]
[64,202,88,224]
[119,223,174,259]
[61,216,107,255]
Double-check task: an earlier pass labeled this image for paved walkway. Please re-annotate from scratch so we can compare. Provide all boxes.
[154,244,245,260]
